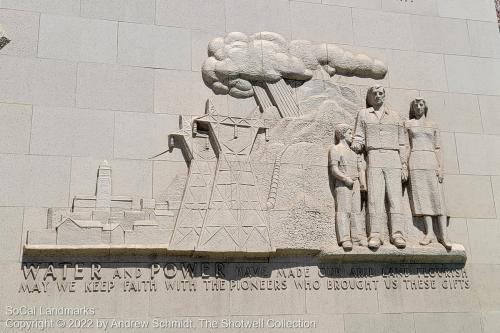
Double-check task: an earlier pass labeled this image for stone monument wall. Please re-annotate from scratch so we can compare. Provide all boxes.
[496,0,500,29]
[1,0,500,332]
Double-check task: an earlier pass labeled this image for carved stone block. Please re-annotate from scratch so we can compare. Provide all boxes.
[125,228,172,245]
[26,230,56,245]
[56,219,103,245]
[24,31,465,263]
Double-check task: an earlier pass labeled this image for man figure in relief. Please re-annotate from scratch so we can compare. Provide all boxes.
[351,85,408,249]
[329,123,367,250]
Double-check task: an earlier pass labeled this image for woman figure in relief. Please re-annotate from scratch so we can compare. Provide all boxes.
[405,98,452,250]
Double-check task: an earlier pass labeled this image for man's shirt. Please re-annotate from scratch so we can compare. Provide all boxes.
[353,106,406,152]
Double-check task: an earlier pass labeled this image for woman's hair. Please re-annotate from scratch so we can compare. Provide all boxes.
[365,85,385,108]
[409,98,428,119]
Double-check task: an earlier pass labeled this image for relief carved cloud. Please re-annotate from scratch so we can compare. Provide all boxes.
[202,31,387,98]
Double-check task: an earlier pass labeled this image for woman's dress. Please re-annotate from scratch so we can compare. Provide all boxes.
[405,119,446,216]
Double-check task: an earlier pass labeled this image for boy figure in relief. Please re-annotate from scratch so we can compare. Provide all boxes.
[329,123,367,250]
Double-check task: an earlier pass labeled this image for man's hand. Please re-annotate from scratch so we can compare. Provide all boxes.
[344,177,354,188]
[351,141,362,153]
[437,169,444,183]
[401,164,408,182]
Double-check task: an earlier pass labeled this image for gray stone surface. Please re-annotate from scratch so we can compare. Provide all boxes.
[469,264,500,311]
[0,103,31,154]
[437,0,498,21]
[420,92,482,134]
[324,0,380,9]
[117,22,190,70]
[385,87,419,115]
[411,16,470,55]
[353,9,413,50]
[154,69,216,115]
[455,133,500,176]
[446,55,500,96]
[109,159,153,202]
[382,0,438,15]
[76,63,154,112]
[482,312,500,333]
[440,131,459,174]
[229,287,305,315]
[38,15,117,63]
[0,56,76,106]
[444,175,496,218]
[0,207,24,261]
[26,230,56,246]
[291,2,353,44]
[467,219,500,264]
[81,0,155,24]
[1,1,500,331]
[225,0,291,38]
[468,20,500,58]
[30,106,114,157]
[0,155,71,207]
[113,112,181,160]
[125,228,171,245]
[414,312,482,333]
[387,50,447,91]
[156,0,225,32]
[1,0,81,16]
[344,313,416,333]
[490,176,500,217]
[479,96,500,135]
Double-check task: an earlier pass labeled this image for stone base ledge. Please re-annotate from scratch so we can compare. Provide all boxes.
[23,243,466,263]
[315,243,466,263]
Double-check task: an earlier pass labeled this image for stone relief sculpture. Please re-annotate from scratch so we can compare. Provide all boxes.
[202,31,387,99]
[352,86,408,249]
[328,124,366,250]
[496,0,500,30]
[24,31,465,262]
[0,24,10,50]
[168,101,272,253]
[405,98,451,250]
[27,161,175,247]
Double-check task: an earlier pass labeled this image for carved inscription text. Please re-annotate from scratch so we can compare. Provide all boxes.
[19,263,470,295]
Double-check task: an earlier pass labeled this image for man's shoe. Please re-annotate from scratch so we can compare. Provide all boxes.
[392,236,406,249]
[342,240,353,251]
[354,237,368,247]
[368,236,381,249]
